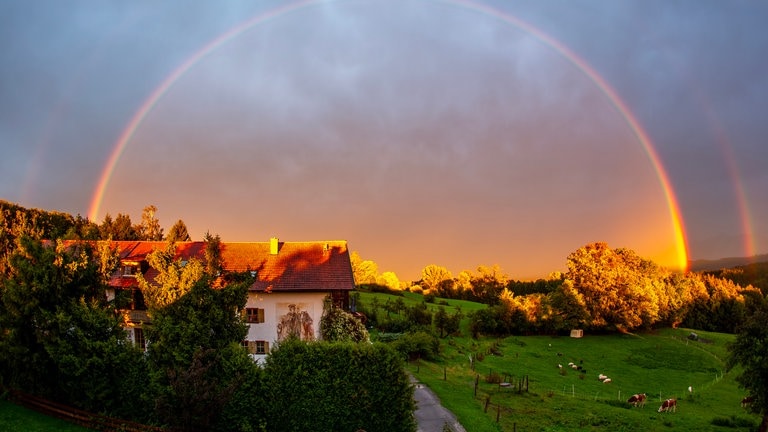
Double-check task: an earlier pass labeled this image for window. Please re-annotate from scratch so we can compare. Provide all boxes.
[243,340,269,355]
[133,328,146,351]
[255,340,269,355]
[242,340,254,354]
[245,308,265,323]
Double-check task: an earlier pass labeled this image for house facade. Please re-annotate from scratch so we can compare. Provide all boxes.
[104,237,355,362]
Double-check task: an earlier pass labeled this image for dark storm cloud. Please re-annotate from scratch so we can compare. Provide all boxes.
[2,0,766,278]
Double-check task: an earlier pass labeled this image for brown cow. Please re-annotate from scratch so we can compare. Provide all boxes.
[627,393,647,408]
[741,395,754,408]
[658,398,677,413]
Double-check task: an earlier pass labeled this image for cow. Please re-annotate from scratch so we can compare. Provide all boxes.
[602,378,612,384]
[627,393,647,408]
[658,398,677,413]
[741,396,754,408]
[598,374,608,381]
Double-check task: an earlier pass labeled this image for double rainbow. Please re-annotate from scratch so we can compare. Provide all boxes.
[88,0,690,270]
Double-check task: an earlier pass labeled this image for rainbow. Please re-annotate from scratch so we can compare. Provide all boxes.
[88,0,689,270]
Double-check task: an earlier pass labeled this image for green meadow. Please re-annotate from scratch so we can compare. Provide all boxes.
[360,291,761,432]
[1,290,759,431]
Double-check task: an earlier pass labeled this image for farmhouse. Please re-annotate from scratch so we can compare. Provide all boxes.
[105,237,355,362]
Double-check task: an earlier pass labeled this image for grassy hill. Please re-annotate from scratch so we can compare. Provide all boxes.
[358,290,760,432]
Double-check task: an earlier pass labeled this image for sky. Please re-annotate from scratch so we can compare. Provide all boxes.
[1,0,766,281]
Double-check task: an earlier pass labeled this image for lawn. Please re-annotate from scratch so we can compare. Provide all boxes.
[358,290,761,431]
[0,398,90,432]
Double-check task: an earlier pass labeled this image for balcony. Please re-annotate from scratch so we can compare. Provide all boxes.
[120,309,151,325]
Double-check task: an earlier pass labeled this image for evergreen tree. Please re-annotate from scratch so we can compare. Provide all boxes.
[0,237,149,416]
[166,219,191,242]
[146,275,252,430]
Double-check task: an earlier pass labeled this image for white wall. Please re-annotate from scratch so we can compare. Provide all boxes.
[245,291,328,347]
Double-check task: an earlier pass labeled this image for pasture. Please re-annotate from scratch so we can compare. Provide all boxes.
[358,291,761,431]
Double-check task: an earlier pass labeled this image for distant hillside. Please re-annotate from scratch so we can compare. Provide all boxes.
[689,253,768,272]
[689,254,768,294]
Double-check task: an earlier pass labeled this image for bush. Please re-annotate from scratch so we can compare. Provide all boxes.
[212,348,267,432]
[377,316,413,333]
[263,339,415,432]
[391,331,440,361]
[320,305,370,343]
[711,416,757,428]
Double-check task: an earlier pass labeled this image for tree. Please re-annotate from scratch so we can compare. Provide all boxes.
[565,242,661,331]
[63,214,100,240]
[134,232,256,430]
[421,264,452,294]
[433,306,461,338]
[547,280,589,332]
[137,205,163,241]
[203,231,223,276]
[350,251,378,286]
[0,237,149,416]
[470,265,507,304]
[166,219,191,242]
[102,213,138,240]
[377,271,401,291]
[136,242,204,310]
[727,297,768,432]
[146,276,252,430]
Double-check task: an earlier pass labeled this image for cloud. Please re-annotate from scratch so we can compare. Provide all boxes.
[2,0,766,278]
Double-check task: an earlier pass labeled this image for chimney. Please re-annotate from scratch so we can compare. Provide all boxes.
[270,237,279,255]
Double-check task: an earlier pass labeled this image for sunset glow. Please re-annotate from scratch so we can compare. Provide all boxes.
[5,1,765,281]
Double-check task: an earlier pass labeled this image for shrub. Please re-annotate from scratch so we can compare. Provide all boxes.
[711,416,757,428]
[263,339,415,432]
[320,305,370,343]
[392,331,440,361]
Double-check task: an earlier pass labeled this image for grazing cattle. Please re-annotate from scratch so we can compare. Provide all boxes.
[627,393,646,408]
[602,378,612,384]
[658,398,677,413]
[741,396,754,407]
[598,374,608,381]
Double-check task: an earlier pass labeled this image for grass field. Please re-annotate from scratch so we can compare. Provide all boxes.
[0,398,89,432]
[359,290,761,432]
[3,290,760,431]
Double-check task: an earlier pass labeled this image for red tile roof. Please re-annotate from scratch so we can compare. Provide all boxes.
[102,240,354,293]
